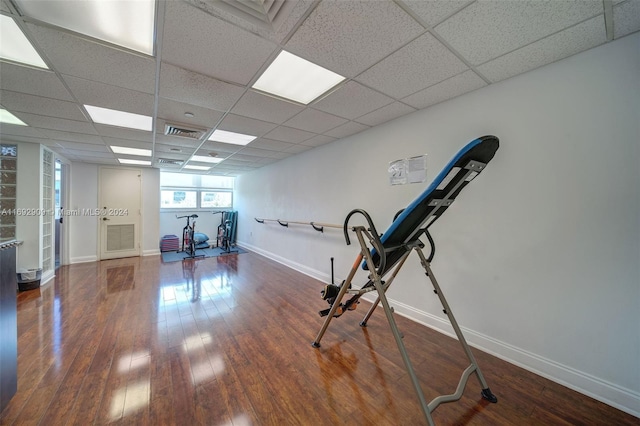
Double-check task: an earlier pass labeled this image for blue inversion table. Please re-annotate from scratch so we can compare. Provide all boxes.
[312,135,500,425]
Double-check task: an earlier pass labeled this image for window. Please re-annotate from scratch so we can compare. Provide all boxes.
[161,190,197,209]
[160,172,234,210]
[200,191,232,208]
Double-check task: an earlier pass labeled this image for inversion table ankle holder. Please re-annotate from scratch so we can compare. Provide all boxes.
[312,135,500,425]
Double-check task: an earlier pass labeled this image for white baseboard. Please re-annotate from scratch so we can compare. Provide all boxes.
[382,297,640,418]
[239,242,331,283]
[70,255,98,264]
[239,242,640,419]
[143,249,160,256]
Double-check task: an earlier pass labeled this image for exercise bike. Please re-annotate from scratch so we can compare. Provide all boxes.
[177,214,204,258]
[212,210,237,254]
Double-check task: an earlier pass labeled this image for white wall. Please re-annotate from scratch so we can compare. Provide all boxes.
[236,33,640,416]
[68,163,160,262]
[141,168,160,256]
[68,162,99,263]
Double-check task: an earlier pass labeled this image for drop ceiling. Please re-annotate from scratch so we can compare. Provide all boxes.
[0,0,638,176]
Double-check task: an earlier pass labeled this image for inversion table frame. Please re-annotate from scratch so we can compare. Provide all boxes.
[312,135,500,425]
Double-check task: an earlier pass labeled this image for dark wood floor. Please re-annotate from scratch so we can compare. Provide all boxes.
[1,250,637,425]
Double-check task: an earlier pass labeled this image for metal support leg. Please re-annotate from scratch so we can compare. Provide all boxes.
[357,232,436,426]
[359,250,412,327]
[415,248,497,405]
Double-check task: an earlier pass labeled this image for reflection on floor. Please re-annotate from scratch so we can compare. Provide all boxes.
[1,251,637,425]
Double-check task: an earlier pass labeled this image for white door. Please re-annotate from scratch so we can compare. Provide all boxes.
[99,167,141,260]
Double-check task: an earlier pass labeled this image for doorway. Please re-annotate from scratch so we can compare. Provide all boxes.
[54,159,69,268]
[99,167,141,260]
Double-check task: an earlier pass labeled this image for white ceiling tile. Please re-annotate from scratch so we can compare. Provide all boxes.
[100,138,153,151]
[263,125,316,143]
[162,1,277,85]
[217,114,278,138]
[355,102,417,127]
[324,121,369,139]
[477,16,606,83]
[62,148,113,158]
[247,138,296,152]
[435,0,603,65]
[284,144,312,154]
[356,33,468,99]
[211,163,257,172]
[614,0,640,38]
[263,151,294,160]
[0,90,86,121]
[0,135,47,145]
[299,134,337,148]
[401,0,473,27]
[154,143,186,152]
[254,157,280,166]
[24,22,156,93]
[283,108,347,134]
[159,63,245,112]
[94,124,151,142]
[13,112,97,134]
[226,152,263,163]
[154,152,189,161]
[71,154,118,164]
[237,147,286,158]
[4,0,636,177]
[199,141,243,155]
[0,62,73,101]
[39,129,104,145]
[63,75,155,116]
[312,81,394,120]
[154,133,201,148]
[231,90,304,124]
[0,123,47,138]
[157,98,224,131]
[285,0,424,77]
[402,70,486,109]
[55,141,109,152]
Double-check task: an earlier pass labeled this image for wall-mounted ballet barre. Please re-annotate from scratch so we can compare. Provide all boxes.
[254,218,342,233]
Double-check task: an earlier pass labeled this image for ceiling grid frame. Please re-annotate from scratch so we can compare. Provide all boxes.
[0,0,637,176]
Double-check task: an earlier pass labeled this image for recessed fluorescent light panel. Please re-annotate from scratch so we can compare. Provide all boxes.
[110,146,152,157]
[190,155,223,164]
[13,0,155,55]
[184,165,210,171]
[118,159,151,166]
[0,15,48,69]
[208,130,256,146]
[252,50,345,105]
[0,108,27,126]
[85,105,152,131]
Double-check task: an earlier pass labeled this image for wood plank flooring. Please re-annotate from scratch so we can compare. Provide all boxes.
[1,251,637,425]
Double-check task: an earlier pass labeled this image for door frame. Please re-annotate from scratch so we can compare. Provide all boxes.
[54,156,71,267]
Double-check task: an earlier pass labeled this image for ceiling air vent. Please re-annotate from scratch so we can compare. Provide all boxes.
[164,122,207,140]
[157,158,184,166]
[198,0,296,32]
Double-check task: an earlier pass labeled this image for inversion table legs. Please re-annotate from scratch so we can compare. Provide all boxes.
[312,228,496,425]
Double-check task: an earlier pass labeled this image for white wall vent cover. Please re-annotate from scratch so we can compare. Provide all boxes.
[106,224,135,251]
[164,122,207,140]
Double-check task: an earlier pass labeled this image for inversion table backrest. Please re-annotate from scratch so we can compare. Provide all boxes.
[368,135,499,274]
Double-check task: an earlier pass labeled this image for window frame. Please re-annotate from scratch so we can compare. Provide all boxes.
[159,173,234,212]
